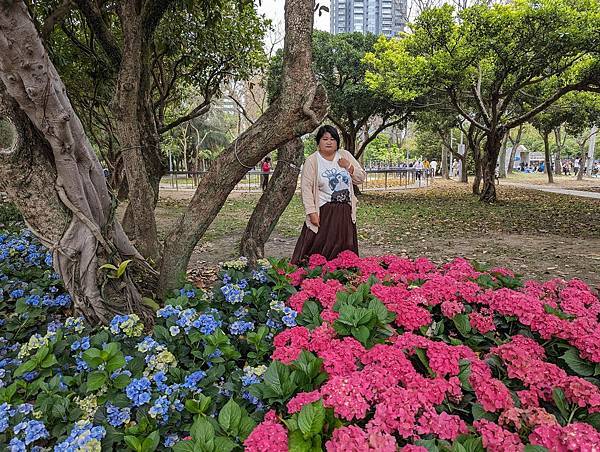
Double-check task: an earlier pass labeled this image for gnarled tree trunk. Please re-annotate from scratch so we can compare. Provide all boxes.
[112,1,160,261]
[479,128,505,203]
[0,2,152,324]
[158,0,328,296]
[543,132,554,184]
[506,124,523,175]
[239,137,304,263]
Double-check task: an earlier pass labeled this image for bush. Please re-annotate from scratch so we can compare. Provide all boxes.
[244,252,600,451]
[2,226,600,451]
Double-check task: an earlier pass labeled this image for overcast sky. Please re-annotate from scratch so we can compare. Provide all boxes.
[256,0,331,51]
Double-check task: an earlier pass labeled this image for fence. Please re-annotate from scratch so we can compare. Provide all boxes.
[160,168,434,193]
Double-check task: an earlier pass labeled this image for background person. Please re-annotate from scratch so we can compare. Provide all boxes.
[291,125,366,264]
[261,156,271,191]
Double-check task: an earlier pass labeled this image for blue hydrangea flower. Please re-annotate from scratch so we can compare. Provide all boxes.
[126,378,152,406]
[54,421,106,451]
[13,419,49,445]
[252,270,268,283]
[220,283,245,304]
[23,371,39,382]
[148,396,170,421]
[241,374,260,386]
[106,404,131,427]
[9,289,24,299]
[229,320,255,335]
[182,370,206,391]
[164,434,178,447]
[191,314,221,335]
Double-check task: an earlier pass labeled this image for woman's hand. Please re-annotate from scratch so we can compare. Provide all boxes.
[338,157,354,174]
[309,212,320,227]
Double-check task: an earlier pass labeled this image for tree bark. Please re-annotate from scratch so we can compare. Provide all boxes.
[553,127,562,176]
[158,0,328,296]
[498,133,508,178]
[0,2,152,324]
[112,1,160,261]
[441,146,449,179]
[239,137,304,264]
[577,143,586,181]
[506,124,523,175]
[543,132,554,184]
[479,129,505,203]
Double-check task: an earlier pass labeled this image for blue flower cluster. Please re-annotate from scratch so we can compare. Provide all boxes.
[8,419,49,450]
[252,269,268,283]
[70,336,90,351]
[220,281,247,304]
[182,370,206,391]
[54,421,106,452]
[157,304,222,336]
[126,377,152,406]
[281,306,298,327]
[106,404,131,427]
[229,320,255,335]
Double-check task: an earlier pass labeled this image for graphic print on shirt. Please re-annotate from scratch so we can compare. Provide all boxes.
[322,168,351,203]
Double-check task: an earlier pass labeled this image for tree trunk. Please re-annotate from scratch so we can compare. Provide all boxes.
[158,0,328,297]
[479,129,505,203]
[543,132,554,184]
[112,2,160,260]
[577,143,586,181]
[553,127,562,176]
[239,138,304,263]
[506,124,523,175]
[498,133,508,178]
[0,2,152,324]
[441,146,449,179]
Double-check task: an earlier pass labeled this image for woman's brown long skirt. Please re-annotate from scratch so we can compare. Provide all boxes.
[290,202,358,265]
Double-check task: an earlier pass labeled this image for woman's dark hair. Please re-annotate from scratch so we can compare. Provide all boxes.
[315,125,340,149]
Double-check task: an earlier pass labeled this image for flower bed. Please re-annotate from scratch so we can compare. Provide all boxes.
[1,227,600,451]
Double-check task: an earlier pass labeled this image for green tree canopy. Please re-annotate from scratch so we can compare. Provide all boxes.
[365,0,600,201]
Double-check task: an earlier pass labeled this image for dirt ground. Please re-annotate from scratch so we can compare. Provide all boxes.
[146,178,600,291]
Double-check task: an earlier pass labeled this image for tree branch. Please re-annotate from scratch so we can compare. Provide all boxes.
[41,0,74,39]
[447,88,489,132]
[356,115,407,159]
[73,0,122,68]
[158,100,211,134]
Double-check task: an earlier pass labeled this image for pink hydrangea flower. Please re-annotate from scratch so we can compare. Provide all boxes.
[244,410,288,452]
[325,426,396,452]
[474,419,524,452]
[286,391,321,414]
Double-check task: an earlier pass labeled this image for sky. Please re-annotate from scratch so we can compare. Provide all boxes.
[256,0,331,51]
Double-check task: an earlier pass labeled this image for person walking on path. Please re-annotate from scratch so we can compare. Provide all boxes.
[291,125,366,264]
[261,156,271,191]
[430,159,438,176]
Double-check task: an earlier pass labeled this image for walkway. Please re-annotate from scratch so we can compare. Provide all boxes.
[502,182,600,200]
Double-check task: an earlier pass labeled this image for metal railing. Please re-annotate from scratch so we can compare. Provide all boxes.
[159,168,434,193]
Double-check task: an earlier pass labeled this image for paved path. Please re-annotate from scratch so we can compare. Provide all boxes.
[502,182,600,199]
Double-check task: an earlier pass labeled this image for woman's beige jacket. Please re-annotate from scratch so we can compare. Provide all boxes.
[300,149,366,233]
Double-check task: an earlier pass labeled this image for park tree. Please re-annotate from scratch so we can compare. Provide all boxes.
[33,0,268,258]
[269,31,414,159]
[365,0,600,202]
[0,0,327,321]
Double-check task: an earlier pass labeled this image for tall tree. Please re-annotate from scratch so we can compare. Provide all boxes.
[0,0,327,319]
[36,0,268,255]
[366,0,600,202]
[0,3,151,323]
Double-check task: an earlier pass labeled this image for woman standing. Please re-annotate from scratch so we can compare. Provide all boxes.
[291,125,366,264]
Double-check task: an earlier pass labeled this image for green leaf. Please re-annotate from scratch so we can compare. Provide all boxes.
[584,413,600,429]
[462,437,484,452]
[13,359,36,378]
[351,325,370,345]
[141,431,160,452]
[213,437,236,452]
[415,348,434,377]
[560,348,594,377]
[552,388,569,419]
[218,399,243,434]
[82,348,104,368]
[297,400,325,437]
[471,403,495,421]
[289,429,312,452]
[263,361,293,397]
[524,446,549,452]
[106,353,126,373]
[190,416,215,443]
[86,371,107,392]
[124,435,142,452]
[172,440,195,452]
[113,373,131,389]
[452,314,471,337]
[142,297,160,311]
[297,300,323,329]
[116,259,132,278]
[238,416,256,440]
[40,353,58,369]
[100,263,119,272]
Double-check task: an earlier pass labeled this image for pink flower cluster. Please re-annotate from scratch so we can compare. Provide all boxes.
[244,410,288,452]
[265,253,600,449]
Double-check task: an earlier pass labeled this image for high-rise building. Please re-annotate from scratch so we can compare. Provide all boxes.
[330,0,407,37]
